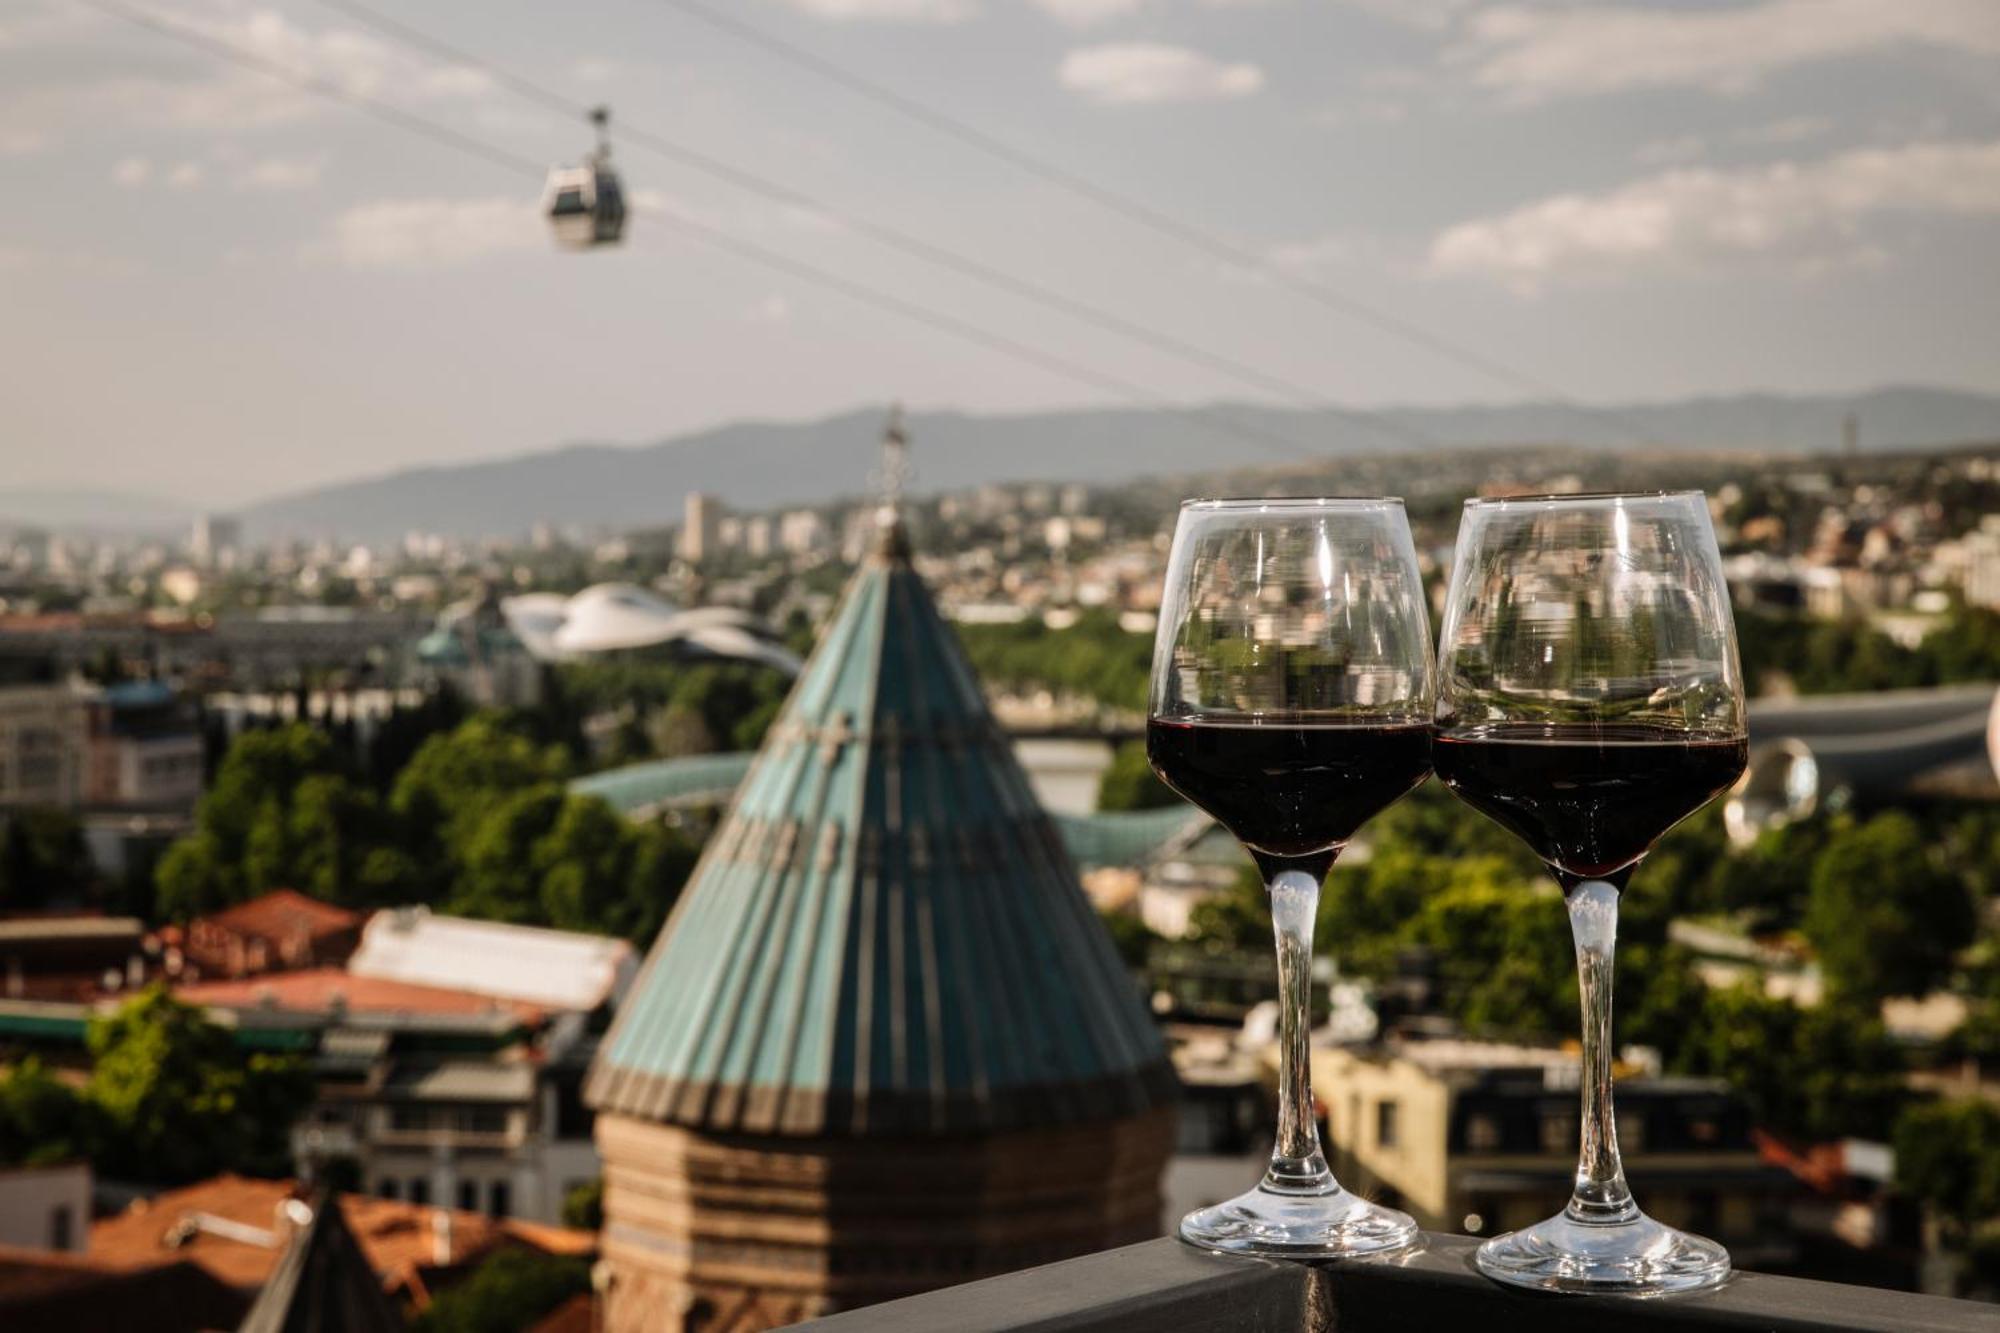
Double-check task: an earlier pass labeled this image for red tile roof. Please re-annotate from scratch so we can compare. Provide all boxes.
[173,968,545,1024]
[0,1245,249,1333]
[194,890,363,944]
[90,1175,595,1294]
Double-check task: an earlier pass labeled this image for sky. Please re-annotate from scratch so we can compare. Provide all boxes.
[3,0,1999,506]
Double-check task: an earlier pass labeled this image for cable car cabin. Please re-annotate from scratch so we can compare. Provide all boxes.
[545,161,625,249]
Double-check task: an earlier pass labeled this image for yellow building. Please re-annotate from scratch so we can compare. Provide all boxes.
[1313,1037,1798,1270]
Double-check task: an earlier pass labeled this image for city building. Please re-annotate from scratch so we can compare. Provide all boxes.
[189,515,241,569]
[1312,1038,1799,1272]
[679,491,721,564]
[82,681,203,811]
[173,966,598,1225]
[0,1163,90,1253]
[181,889,367,980]
[0,681,89,809]
[585,479,1178,1330]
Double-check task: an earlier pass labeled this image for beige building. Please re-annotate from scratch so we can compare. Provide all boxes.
[0,682,90,809]
[1313,1038,1797,1270]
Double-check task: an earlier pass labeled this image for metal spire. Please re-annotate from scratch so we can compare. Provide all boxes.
[871,403,912,562]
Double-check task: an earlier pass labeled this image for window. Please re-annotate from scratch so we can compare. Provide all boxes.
[379,1179,399,1200]
[458,1180,479,1211]
[489,1181,511,1218]
[1540,1111,1576,1155]
[1465,1114,1500,1151]
[1617,1113,1646,1153]
[1375,1100,1399,1149]
[409,1178,430,1206]
[49,1205,72,1251]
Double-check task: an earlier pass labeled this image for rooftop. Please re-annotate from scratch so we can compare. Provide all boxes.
[587,517,1174,1137]
[190,890,363,945]
[348,907,634,1013]
[89,1174,593,1293]
[172,967,546,1025]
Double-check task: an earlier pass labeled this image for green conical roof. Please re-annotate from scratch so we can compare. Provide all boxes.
[586,522,1174,1137]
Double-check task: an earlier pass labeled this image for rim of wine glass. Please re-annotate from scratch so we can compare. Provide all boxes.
[1181,495,1404,509]
[1461,489,1704,508]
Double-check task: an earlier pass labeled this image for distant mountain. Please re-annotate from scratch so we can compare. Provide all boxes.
[239,385,2000,544]
[0,488,197,537]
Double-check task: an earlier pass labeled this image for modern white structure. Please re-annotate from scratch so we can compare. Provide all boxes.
[496,584,802,675]
[348,908,637,1013]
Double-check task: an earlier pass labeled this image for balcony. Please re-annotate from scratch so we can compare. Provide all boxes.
[796,1233,1989,1332]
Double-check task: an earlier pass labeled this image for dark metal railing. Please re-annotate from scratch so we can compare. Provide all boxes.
[794,1233,1990,1333]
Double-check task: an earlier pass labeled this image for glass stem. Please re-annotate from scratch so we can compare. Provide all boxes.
[1262,867,1337,1196]
[1565,879,1637,1225]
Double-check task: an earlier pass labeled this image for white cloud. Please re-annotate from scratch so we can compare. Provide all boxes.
[0,128,49,156]
[165,161,204,189]
[779,0,974,21]
[1030,0,1145,29]
[1634,135,1704,167]
[1737,115,1833,147]
[111,156,152,188]
[1060,43,1264,106]
[1428,139,2000,291]
[14,3,495,133]
[744,293,793,324]
[236,156,323,191]
[313,197,543,270]
[1459,0,2000,105]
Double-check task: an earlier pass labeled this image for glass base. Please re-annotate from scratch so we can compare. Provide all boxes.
[1179,1183,1418,1259]
[1475,1208,1730,1294]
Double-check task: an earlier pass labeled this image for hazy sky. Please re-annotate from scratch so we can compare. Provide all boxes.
[5,0,1999,506]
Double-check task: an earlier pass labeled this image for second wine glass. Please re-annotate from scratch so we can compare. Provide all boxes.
[1148,497,1433,1258]
[1433,490,1747,1294]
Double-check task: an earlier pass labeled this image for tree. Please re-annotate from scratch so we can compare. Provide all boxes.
[1674,986,1904,1143]
[85,987,312,1183]
[154,724,394,919]
[0,1059,94,1167]
[392,717,570,895]
[411,1250,591,1333]
[1804,812,1976,1004]
[561,1177,603,1230]
[0,807,97,911]
[1098,909,1159,971]
[1895,1098,2000,1243]
[1096,741,1176,812]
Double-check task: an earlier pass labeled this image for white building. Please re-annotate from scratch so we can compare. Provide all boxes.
[0,1162,90,1252]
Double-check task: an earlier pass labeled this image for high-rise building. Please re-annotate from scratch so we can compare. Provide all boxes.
[190,514,241,567]
[587,456,1175,1330]
[680,492,722,565]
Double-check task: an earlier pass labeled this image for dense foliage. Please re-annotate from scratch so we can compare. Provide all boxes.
[1178,781,2000,1147]
[410,1250,592,1333]
[953,610,1153,712]
[0,988,310,1183]
[154,718,700,945]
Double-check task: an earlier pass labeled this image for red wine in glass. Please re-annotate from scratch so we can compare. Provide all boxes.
[1147,718,1431,881]
[1432,724,1746,888]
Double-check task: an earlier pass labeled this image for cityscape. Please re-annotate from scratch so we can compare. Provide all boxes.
[4,0,2000,1331]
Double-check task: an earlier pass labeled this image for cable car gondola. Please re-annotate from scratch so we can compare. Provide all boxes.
[544,106,625,249]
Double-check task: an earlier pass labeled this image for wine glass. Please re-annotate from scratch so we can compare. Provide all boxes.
[1433,491,1747,1294]
[1148,497,1433,1257]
